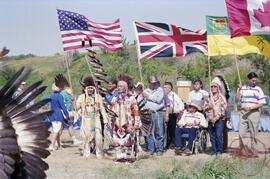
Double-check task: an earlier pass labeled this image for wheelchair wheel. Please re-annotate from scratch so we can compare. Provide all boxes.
[198,130,208,153]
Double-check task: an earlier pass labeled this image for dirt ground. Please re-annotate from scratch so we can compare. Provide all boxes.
[45,131,270,179]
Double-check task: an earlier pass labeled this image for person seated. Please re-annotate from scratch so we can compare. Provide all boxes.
[175,101,208,155]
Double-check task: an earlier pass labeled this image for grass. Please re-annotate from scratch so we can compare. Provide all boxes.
[100,156,270,179]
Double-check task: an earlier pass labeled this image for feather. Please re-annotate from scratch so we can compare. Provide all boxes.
[0,128,16,138]
[95,77,109,84]
[7,86,47,115]
[0,67,51,179]
[98,87,111,95]
[91,65,104,72]
[0,67,25,99]
[55,74,69,89]
[216,75,230,100]
[86,49,97,55]
[94,72,107,79]
[89,60,103,67]
[10,98,50,118]
[0,170,9,179]
[8,81,42,105]
[23,160,47,179]
[22,152,49,171]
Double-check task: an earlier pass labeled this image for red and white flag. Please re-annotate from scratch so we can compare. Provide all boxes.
[57,9,123,51]
[225,0,270,37]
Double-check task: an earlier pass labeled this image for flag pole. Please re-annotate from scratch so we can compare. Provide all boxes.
[133,21,143,82]
[232,38,242,86]
[207,55,212,87]
[137,57,143,82]
[64,52,73,92]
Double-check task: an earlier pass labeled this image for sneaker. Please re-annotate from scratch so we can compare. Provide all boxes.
[148,151,154,155]
[156,152,163,156]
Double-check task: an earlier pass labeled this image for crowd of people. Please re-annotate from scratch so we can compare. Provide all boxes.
[36,71,265,163]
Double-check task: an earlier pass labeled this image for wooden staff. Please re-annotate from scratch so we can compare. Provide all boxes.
[207,56,212,87]
[232,38,242,86]
[64,53,74,92]
[137,57,143,83]
[133,22,143,82]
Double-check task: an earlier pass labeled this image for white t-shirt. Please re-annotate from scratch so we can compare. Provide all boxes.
[187,89,209,108]
[167,91,184,113]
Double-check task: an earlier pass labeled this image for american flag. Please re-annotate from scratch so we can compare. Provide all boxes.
[133,21,207,59]
[57,9,123,51]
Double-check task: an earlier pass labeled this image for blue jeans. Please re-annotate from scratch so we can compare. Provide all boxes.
[146,111,164,153]
[208,119,224,154]
[175,127,197,150]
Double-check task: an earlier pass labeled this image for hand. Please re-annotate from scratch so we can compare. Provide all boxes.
[242,106,251,112]
[142,92,149,99]
[208,102,213,110]
[237,84,242,91]
[165,115,169,123]
[185,122,193,127]
[95,102,100,109]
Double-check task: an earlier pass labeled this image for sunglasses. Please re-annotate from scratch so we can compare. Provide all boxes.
[211,85,218,88]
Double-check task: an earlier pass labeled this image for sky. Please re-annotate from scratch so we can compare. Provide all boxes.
[0,0,227,55]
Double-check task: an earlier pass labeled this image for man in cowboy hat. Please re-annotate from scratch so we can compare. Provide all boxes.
[143,76,166,156]
[175,100,208,155]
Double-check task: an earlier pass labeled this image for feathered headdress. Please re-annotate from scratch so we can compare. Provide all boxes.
[79,76,95,88]
[211,75,230,100]
[54,74,69,90]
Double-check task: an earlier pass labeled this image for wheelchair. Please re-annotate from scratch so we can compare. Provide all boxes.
[180,127,208,154]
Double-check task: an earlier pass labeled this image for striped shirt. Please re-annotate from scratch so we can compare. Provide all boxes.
[177,110,208,128]
[240,85,266,108]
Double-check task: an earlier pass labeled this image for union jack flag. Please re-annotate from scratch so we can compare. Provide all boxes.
[133,21,207,59]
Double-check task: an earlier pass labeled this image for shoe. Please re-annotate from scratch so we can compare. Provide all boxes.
[148,151,154,155]
[169,144,175,150]
[216,153,222,158]
[49,146,56,151]
[183,148,192,155]
[156,152,163,156]
[175,149,183,155]
[73,139,82,145]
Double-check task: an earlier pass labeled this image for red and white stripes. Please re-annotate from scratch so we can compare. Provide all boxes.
[61,19,123,52]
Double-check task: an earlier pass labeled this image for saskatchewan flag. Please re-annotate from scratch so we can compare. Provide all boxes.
[206,16,270,57]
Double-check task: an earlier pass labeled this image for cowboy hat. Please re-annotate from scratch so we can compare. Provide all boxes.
[187,100,202,111]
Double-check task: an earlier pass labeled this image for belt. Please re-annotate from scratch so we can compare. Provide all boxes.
[150,108,164,113]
